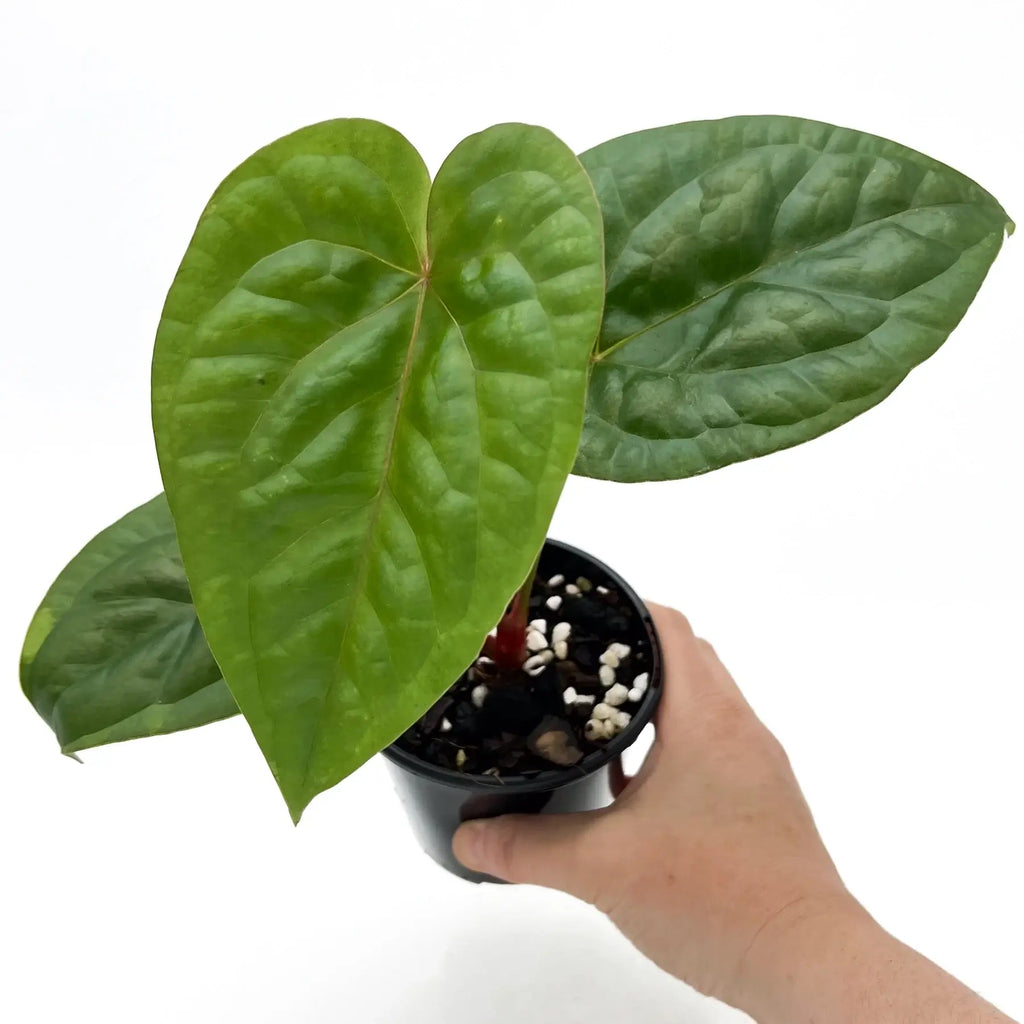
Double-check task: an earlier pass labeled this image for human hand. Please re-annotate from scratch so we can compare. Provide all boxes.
[453,605,1016,1023]
[453,603,857,1007]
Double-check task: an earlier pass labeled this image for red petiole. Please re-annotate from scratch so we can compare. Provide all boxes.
[482,555,540,672]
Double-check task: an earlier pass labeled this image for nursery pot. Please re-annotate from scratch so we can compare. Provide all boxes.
[382,539,663,883]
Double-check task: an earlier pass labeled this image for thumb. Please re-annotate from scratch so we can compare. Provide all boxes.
[452,811,599,894]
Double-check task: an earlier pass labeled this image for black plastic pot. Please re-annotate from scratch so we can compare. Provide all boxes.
[382,538,662,883]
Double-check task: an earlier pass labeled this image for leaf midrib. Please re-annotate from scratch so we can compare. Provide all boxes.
[295,278,429,804]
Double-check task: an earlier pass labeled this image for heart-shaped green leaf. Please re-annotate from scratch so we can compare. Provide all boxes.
[152,119,604,819]
[575,116,1013,481]
[21,496,236,754]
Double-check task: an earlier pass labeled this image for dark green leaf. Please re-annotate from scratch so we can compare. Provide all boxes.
[575,115,1013,481]
[21,496,237,754]
[152,119,604,819]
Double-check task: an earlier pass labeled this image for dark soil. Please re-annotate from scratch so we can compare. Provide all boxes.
[394,547,654,778]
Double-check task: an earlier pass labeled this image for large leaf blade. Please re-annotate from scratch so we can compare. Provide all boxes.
[152,120,604,819]
[21,496,236,754]
[575,116,1012,481]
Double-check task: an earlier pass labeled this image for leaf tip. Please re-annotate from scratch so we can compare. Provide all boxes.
[60,747,84,764]
[284,787,308,826]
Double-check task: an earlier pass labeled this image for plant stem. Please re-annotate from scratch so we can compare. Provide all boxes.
[485,550,542,672]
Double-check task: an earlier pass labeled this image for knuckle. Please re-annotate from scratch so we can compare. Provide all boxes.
[765,730,794,770]
[487,821,521,880]
[582,823,635,908]
[669,608,693,633]
[657,606,694,641]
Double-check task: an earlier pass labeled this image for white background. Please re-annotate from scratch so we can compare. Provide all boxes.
[2,1,1021,1020]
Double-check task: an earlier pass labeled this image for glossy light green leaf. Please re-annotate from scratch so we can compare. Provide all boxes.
[575,116,1013,481]
[152,119,604,820]
[21,496,237,754]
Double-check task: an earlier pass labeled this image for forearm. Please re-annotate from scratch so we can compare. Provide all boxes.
[734,898,1015,1024]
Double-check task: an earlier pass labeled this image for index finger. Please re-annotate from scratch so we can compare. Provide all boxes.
[646,602,751,735]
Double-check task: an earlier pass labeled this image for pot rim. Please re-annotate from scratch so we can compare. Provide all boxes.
[381,537,662,794]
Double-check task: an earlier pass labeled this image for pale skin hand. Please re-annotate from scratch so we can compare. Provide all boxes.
[453,604,1016,1024]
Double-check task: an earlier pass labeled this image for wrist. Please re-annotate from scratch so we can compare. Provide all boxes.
[728,890,883,1021]
[729,893,1015,1024]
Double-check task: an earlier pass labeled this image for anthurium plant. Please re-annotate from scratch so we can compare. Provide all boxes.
[21,116,1011,822]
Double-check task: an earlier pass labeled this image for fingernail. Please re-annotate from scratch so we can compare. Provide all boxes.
[452,820,489,869]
